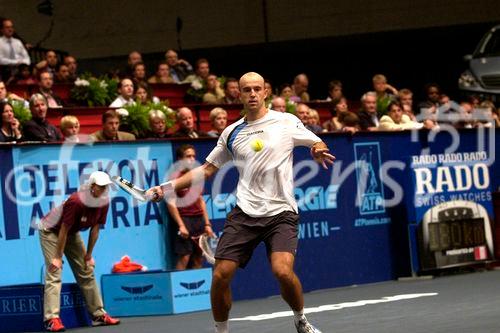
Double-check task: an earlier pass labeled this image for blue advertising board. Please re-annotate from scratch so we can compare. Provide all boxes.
[101,269,211,316]
[0,283,91,332]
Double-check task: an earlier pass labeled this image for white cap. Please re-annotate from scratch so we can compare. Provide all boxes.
[88,171,112,186]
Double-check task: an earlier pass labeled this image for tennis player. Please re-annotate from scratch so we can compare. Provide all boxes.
[149,72,334,333]
[38,171,120,332]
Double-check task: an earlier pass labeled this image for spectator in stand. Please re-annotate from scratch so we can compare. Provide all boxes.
[0,18,31,83]
[132,61,147,85]
[90,110,136,141]
[35,50,58,76]
[166,144,215,270]
[325,80,343,101]
[372,74,397,116]
[165,49,193,83]
[264,79,275,99]
[207,107,227,137]
[0,101,22,142]
[135,81,160,105]
[54,63,71,84]
[338,111,361,134]
[110,78,135,107]
[172,107,206,138]
[308,109,324,133]
[271,96,286,112]
[145,110,169,139]
[279,83,299,102]
[185,58,210,84]
[473,100,498,128]
[322,97,349,132]
[14,64,37,85]
[38,71,63,108]
[398,88,416,120]
[23,94,63,142]
[358,92,379,131]
[418,83,441,112]
[148,62,174,84]
[60,115,89,143]
[292,73,310,102]
[296,103,322,133]
[203,74,225,104]
[63,55,78,82]
[378,101,423,131]
[0,80,25,102]
[467,95,481,110]
[220,77,240,104]
[123,51,142,78]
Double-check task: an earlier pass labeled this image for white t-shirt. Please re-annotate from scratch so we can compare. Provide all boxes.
[206,110,321,217]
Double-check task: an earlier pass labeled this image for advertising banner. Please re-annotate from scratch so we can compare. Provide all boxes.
[408,151,494,270]
[0,141,174,286]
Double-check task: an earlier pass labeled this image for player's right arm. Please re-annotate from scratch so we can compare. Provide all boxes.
[148,162,218,201]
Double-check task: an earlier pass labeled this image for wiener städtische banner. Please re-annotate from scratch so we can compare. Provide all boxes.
[0,128,498,301]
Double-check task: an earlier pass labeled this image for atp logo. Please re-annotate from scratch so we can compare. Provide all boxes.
[354,142,386,215]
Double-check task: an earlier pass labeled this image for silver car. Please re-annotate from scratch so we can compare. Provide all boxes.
[459,24,500,101]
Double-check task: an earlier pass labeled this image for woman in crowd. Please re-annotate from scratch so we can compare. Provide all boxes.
[0,101,22,142]
[378,101,423,131]
[322,97,349,131]
[144,109,170,139]
[135,82,159,104]
[207,107,227,137]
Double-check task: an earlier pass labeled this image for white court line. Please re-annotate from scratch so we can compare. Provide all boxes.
[230,293,438,321]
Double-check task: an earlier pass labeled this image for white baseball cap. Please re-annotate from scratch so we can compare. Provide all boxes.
[88,171,112,186]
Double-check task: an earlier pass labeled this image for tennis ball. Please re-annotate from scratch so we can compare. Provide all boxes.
[250,138,264,152]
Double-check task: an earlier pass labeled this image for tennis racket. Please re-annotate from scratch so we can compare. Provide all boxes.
[112,176,172,201]
[198,234,218,265]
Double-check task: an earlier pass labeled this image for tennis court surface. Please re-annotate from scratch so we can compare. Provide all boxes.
[57,268,500,333]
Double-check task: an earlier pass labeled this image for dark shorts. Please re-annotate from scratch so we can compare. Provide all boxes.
[174,215,205,256]
[215,206,299,268]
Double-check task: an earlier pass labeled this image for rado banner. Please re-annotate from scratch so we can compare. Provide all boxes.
[408,151,494,270]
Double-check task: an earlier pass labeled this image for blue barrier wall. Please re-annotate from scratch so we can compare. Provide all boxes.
[0,128,498,301]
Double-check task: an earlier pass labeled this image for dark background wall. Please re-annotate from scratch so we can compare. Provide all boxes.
[2,1,499,101]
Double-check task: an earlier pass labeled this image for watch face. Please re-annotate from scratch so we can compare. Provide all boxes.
[419,200,493,270]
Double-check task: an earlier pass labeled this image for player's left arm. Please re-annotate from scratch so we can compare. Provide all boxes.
[311,141,336,169]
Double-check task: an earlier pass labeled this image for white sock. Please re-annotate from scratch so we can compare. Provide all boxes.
[215,320,228,333]
[293,309,306,323]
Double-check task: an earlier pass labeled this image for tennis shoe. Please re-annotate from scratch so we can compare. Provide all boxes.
[295,318,322,333]
[92,313,120,326]
[44,318,65,332]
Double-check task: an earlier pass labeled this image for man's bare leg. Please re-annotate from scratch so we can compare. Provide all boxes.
[211,259,239,332]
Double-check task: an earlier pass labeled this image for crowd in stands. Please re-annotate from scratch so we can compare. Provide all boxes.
[0,17,499,145]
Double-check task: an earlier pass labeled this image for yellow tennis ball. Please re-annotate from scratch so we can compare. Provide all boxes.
[250,138,264,152]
